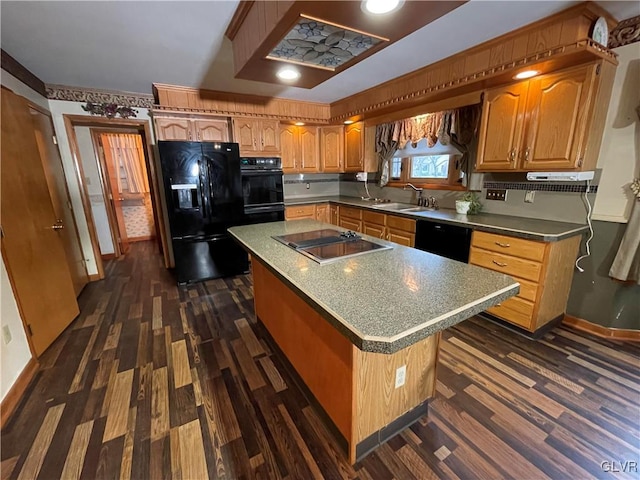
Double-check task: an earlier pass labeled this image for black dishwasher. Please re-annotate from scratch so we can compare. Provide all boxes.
[415,220,472,263]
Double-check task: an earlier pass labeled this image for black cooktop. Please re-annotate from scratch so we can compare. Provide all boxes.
[273,229,391,264]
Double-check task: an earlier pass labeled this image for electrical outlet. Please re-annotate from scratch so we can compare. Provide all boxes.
[395,365,406,388]
[306,183,310,189]
[524,190,535,203]
[486,189,507,201]
[2,325,12,345]
[355,172,368,182]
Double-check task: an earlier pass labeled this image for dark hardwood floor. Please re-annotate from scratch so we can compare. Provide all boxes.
[2,241,639,480]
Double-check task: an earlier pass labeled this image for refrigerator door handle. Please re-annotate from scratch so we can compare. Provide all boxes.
[199,157,210,221]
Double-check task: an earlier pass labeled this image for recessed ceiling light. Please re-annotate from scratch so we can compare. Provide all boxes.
[344,120,355,125]
[513,70,540,80]
[276,66,300,81]
[362,0,402,15]
[294,122,305,126]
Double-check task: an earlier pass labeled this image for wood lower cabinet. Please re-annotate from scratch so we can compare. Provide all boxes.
[338,206,363,232]
[476,61,614,172]
[315,203,330,223]
[330,204,339,225]
[321,126,344,173]
[285,204,316,220]
[232,117,280,156]
[154,116,230,142]
[363,210,416,247]
[469,231,580,332]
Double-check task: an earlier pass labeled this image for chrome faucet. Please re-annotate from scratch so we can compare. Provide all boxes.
[428,196,439,210]
[404,183,426,206]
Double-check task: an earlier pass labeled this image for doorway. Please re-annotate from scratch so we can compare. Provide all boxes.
[89,130,156,259]
[64,115,170,279]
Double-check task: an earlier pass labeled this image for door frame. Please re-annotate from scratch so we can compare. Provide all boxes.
[26,101,90,289]
[89,128,141,259]
[63,114,169,279]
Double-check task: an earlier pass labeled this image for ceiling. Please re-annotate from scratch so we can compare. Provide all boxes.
[1,1,638,104]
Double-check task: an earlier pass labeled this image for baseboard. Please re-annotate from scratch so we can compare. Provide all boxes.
[101,253,115,260]
[88,273,101,282]
[563,315,640,342]
[1,357,39,429]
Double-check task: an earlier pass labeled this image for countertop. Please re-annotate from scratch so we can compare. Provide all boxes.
[284,195,588,242]
[228,220,519,354]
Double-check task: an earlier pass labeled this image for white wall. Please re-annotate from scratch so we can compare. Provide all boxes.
[48,100,152,274]
[0,257,33,401]
[75,127,115,254]
[592,43,640,223]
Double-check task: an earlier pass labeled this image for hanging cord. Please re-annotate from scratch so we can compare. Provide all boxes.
[575,179,593,273]
[364,179,371,200]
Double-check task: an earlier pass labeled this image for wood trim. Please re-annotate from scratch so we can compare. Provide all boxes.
[224,0,255,40]
[128,235,155,242]
[63,116,106,280]
[101,253,116,260]
[63,115,171,269]
[89,129,122,258]
[88,273,101,282]
[563,315,640,342]
[609,15,640,48]
[0,357,39,428]
[0,49,46,97]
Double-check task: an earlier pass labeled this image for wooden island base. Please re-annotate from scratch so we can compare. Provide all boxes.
[252,259,440,463]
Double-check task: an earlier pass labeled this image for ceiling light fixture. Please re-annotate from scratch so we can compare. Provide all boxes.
[294,122,305,126]
[276,66,300,81]
[362,0,403,15]
[344,120,355,125]
[513,70,540,80]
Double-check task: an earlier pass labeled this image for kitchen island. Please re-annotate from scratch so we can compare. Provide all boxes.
[228,220,519,462]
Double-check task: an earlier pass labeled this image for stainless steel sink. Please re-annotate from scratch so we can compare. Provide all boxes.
[370,202,412,210]
[397,206,435,212]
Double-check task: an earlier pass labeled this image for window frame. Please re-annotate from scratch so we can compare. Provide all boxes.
[387,153,464,190]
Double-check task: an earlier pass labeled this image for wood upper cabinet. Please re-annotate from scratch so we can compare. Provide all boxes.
[523,65,596,170]
[280,125,297,172]
[364,125,378,173]
[232,117,280,155]
[345,122,364,172]
[321,126,344,173]
[280,125,320,174]
[193,118,230,142]
[155,117,193,141]
[476,83,528,171]
[476,63,603,172]
[155,116,230,142]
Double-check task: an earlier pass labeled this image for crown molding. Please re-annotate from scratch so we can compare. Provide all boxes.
[45,84,154,108]
[609,15,640,48]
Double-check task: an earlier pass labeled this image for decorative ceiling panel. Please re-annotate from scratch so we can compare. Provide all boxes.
[266,16,387,71]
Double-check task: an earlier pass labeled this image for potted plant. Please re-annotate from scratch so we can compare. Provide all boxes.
[456,191,483,214]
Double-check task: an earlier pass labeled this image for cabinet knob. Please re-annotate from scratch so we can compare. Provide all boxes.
[509,149,516,162]
[523,147,530,162]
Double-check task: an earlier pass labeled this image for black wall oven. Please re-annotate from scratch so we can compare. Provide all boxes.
[240,157,285,224]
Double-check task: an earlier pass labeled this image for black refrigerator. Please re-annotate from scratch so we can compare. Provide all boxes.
[158,141,249,284]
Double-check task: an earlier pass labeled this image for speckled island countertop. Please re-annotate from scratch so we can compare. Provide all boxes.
[285,196,588,242]
[228,220,519,354]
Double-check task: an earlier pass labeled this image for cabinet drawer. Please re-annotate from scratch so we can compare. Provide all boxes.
[514,277,538,303]
[472,231,546,262]
[362,210,386,226]
[469,247,542,282]
[340,206,362,220]
[486,296,534,329]
[339,218,362,233]
[387,215,416,233]
[285,204,316,220]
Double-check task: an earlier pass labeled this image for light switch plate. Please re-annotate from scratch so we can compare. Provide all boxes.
[2,325,12,345]
[395,365,406,388]
[525,190,535,203]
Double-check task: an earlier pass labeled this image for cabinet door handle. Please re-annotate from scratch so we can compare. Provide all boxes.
[197,131,201,141]
[492,260,508,267]
[188,131,192,140]
[495,242,510,248]
[523,147,530,162]
[380,232,384,239]
[495,303,502,307]
[509,149,516,162]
